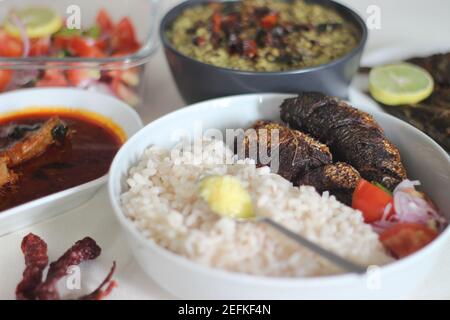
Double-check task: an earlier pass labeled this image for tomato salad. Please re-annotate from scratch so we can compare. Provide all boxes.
[352,179,447,258]
[0,7,142,107]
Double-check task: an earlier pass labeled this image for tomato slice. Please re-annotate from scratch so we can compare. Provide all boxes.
[107,68,139,87]
[112,77,140,107]
[69,37,105,58]
[36,69,68,87]
[95,38,108,51]
[96,9,115,34]
[29,38,50,56]
[0,70,13,92]
[380,223,438,258]
[212,13,222,33]
[0,32,23,57]
[53,34,73,50]
[67,69,101,87]
[111,18,140,54]
[352,179,393,223]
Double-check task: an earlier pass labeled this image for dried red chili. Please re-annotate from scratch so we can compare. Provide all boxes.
[79,262,117,300]
[261,13,278,30]
[227,33,243,55]
[193,36,206,47]
[16,234,116,300]
[16,234,49,300]
[212,13,222,33]
[220,12,241,35]
[34,237,101,300]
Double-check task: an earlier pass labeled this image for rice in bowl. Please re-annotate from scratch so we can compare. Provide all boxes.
[120,138,392,277]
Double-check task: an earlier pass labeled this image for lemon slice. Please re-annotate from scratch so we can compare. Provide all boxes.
[369,63,434,106]
[4,7,63,38]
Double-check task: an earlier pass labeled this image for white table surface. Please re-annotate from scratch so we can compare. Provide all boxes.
[0,0,449,300]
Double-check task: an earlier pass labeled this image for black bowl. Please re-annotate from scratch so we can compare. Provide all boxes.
[160,0,368,104]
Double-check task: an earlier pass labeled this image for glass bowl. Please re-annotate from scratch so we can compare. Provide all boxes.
[0,0,160,109]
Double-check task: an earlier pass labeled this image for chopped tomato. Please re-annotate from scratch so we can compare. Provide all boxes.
[29,38,51,56]
[69,37,105,58]
[96,9,115,34]
[95,38,108,51]
[261,13,278,30]
[0,32,23,57]
[0,70,13,92]
[380,223,438,258]
[55,34,106,54]
[113,49,137,56]
[112,77,140,107]
[111,18,140,54]
[67,69,101,86]
[0,9,142,105]
[120,68,140,86]
[108,68,139,87]
[36,69,68,87]
[53,34,73,50]
[352,179,394,223]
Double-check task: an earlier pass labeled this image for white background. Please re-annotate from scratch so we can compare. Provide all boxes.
[0,0,449,300]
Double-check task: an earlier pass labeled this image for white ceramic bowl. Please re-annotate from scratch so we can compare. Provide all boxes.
[108,92,450,299]
[0,88,143,236]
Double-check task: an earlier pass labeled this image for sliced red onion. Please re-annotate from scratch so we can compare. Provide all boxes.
[382,202,393,220]
[372,203,396,234]
[372,180,447,233]
[394,180,442,223]
[395,179,421,190]
[10,13,30,57]
[371,221,395,234]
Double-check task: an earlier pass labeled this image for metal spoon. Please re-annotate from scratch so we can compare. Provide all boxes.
[250,216,367,274]
[199,175,367,274]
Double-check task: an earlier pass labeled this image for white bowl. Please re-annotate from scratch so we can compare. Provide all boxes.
[108,92,450,299]
[0,88,143,236]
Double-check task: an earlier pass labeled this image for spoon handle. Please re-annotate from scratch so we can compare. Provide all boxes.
[261,218,367,274]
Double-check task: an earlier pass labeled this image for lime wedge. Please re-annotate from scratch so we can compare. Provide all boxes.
[369,63,434,106]
[4,7,63,38]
